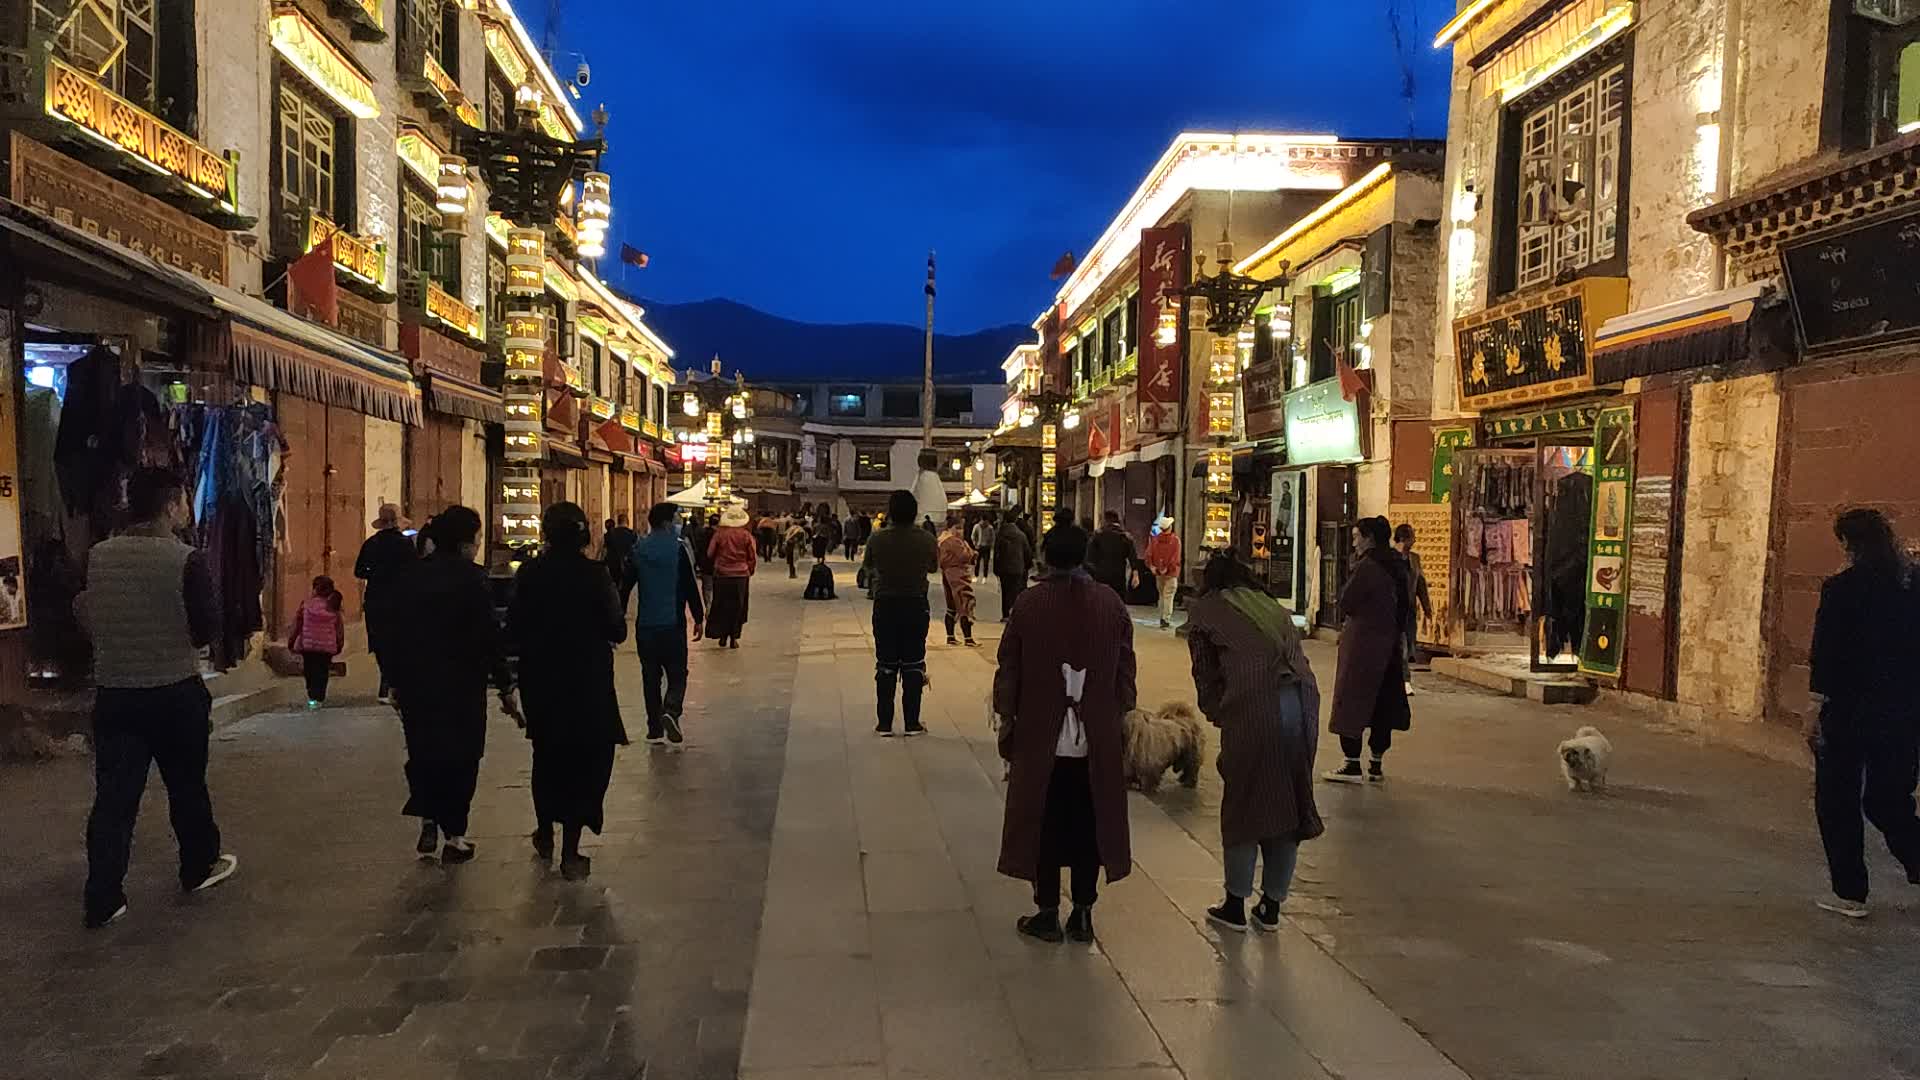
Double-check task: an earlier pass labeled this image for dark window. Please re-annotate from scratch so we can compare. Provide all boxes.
[882,388,920,419]
[486,253,506,335]
[828,388,866,417]
[1329,288,1363,373]
[1082,331,1099,377]
[1496,46,1629,294]
[815,442,833,480]
[487,73,512,132]
[1842,2,1920,149]
[1067,346,1082,391]
[400,0,449,74]
[1103,309,1125,369]
[402,184,448,286]
[31,0,163,112]
[1253,312,1275,369]
[1124,292,1139,357]
[854,445,891,481]
[934,388,972,421]
[581,336,604,398]
[654,384,667,425]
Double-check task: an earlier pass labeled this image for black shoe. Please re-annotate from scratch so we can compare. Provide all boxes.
[1251,896,1282,932]
[441,839,477,864]
[729,637,740,650]
[1207,896,1248,933]
[1322,761,1364,784]
[1065,905,1095,943]
[964,637,979,647]
[946,635,959,646]
[645,731,666,746]
[560,854,592,881]
[530,826,554,862]
[876,723,895,737]
[663,713,684,745]
[1017,909,1064,943]
[84,901,128,929]
[1367,758,1386,783]
[903,723,925,737]
[416,820,439,854]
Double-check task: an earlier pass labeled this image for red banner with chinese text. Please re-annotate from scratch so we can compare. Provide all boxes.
[1137,224,1188,434]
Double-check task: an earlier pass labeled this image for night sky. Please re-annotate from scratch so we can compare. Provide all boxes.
[533,2,1453,333]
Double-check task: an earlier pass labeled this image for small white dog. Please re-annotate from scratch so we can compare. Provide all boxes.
[1558,726,1612,793]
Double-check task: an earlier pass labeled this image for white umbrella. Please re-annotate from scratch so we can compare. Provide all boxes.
[667,479,709,507]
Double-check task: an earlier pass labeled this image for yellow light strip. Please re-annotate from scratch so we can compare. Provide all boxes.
[1234,162,1395,276]
[479,0,582,133]
[396,128,445,186]
[270,8,380,120]
[41,54,237,211]
[1433,0,1500,47]
[1497,4,1635,102]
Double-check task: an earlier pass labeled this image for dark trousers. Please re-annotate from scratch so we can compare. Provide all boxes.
[1035,757,1100,909]
[374,653,392,699]
[302,652,332,703]
[872,595,929,731]
[844,539,858,559]
[401,719,480,838]
[944,611,974,640]
[1339,729,1394,759]
[636,624,690,737]
[1814,720,1920,903]
[999,574,1026,620]
[85,678,220,917]
[975,548,991,578]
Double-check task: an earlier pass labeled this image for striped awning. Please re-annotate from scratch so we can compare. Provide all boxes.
[1592,280,1773,385]
[422,371,505,424]
[206,286,421,426]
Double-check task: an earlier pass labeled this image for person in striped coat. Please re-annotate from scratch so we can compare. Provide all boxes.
[1185,552,1325,933]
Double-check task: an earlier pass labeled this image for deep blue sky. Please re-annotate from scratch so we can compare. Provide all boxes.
[534,2,1452,333]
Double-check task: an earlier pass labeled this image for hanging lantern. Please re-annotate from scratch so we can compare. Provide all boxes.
[503,309,544,380]
[435,155,469,215]
[1208,391,1237,437]
[1041,422,1057,451]
[499,466,542,547]
[1205,449,1233,494]
[731,396,747,420]
[682,392,700,417]
[1269,307,1293,343]
[578,171,610,235]
[505,228,544,297]
[1208,335,1238,384]
[743,426,755,444]
[1062,410,1080,430]
[1203,500,1233,548]
[972,455,985,472]
[576,230,605,259]
[706,410,723,439]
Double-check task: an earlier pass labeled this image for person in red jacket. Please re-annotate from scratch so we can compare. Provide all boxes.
[289,575,346,708]
[706,503,759,649]
[1144,515,1183,630]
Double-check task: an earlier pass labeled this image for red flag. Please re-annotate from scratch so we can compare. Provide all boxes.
[619,243,650,268]
[1049,251,1076,280]
[288,236,338,325]
[1337,357,1368,402]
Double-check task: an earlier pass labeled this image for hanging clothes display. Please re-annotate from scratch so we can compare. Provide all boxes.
[1454,452,1536,634]
[171,402,286,669]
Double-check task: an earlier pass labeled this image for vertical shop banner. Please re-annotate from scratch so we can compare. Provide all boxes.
[1137,224,1189,434]
[1430,426,1473,503]
[0,311,22,629]
[1578,405,1635,677]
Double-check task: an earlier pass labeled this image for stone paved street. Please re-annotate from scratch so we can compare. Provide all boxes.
[3,558,1919,1079]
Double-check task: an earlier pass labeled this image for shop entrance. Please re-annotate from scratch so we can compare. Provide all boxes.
[1451,438,1593,671]
[1314,465,1355,629]
[1269,468,1307,606]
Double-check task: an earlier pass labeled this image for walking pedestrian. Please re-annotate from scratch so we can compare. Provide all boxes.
[1186,552,1324,933]
[1088,510,1139,604]
[1325,516,1412,783]
[1144,515,1183,629]
[707,503,757,649]
[939,517,979,647]
[812,515,833,562]
[76,467,237,928]
[1037,506,1075,572]
[1808,508,1920,918]
[385,506,518,863]
[686,511,717,609]
[355,502,416,704]
[627,501,705,746]
[288,574,345,708]
[862,489,940,735]
[972,514,995,580]
[843,512,864,560]
[1392,522,1432,695]
[994,524,1135,944]
[994,511,1035,620]
[602,513,639,602]
[508,502,627,881]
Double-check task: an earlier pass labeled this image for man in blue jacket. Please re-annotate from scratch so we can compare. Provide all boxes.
[626,502,705,745]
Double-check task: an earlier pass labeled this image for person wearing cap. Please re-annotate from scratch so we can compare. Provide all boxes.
[1144,514,1183,630]
[355,502,417,704]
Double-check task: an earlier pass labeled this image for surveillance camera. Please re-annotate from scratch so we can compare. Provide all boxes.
[575,62,591,87]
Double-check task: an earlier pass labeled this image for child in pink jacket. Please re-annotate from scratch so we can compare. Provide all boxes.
[289,575,346,707]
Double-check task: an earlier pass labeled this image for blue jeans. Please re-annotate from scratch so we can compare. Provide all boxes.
[1224,837,1300,901]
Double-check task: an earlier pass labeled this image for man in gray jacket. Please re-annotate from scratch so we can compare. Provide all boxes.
[77,468,237,928]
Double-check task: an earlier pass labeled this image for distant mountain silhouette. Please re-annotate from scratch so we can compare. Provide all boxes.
[628,297,1029,383]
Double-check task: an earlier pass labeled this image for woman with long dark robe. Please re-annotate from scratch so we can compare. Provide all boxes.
[1326,515,1412,783]
[994,525,1135,944]
[385,506,515,863]
[1186,552,1324,932]
[508,502,628,880]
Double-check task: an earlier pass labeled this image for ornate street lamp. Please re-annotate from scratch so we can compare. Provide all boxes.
[1183,232,1291,336]
[461,87,607,226]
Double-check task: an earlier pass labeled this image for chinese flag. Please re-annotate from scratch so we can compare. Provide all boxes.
[1337,357,1368,402]
[1049,251,1076,280]
[288,237,339,326]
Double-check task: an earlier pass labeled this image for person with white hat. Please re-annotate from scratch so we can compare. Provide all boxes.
[1144,514,1183,630]
[705,502,758,649]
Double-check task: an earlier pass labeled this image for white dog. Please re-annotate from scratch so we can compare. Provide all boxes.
[1122,702,1207,793]
[1558,726,1612,793]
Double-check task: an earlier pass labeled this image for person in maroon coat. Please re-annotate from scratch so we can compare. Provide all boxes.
[1326,516,1412,782]
[993,525,1136,944]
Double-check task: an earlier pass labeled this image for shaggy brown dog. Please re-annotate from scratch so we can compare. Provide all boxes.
[1122,701,1206,793]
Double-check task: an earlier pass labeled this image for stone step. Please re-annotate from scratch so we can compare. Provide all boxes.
[1430,655,1596,705]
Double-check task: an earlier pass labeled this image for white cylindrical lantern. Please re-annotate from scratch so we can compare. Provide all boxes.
[576,230,605,259]
[435,155,469,215]
[578,171,610,235]
[499,465,542,547]
[503,308,545,382]
[506,228,544,297]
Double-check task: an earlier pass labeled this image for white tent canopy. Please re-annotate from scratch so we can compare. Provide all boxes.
[947,488,990,509]
[666,480,709,507]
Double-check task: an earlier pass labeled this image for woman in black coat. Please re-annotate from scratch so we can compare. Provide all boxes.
[508,502,629,880]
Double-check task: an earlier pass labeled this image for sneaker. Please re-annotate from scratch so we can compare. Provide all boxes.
[1065,905,1095,943]
[1159,619,1172,629]
[560,854,592,881]
[663,714,684,745]
[1405,680,1417,697]
[530,826,554,862]
[441,838,477,865]
[416,820,439,855]
[1251,896,1282,932]
[1817,897,1870,919]
[187,854,239,893]
[903,723,926,737]
[946,635,959,646]
[875,724,895,737]
[1367,759,1386,783]
[964,638,979,648]
[84,902,128,929]
[1207,897,1248,933]
[1323,761,1364,784]
[305,699,321,710]
[1017,909,1064,943]
[645,732,666,746]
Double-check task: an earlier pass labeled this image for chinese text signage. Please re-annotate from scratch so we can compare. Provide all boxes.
[1453,277,1627,411]
[1137,223,1189,434]
[9,133,229,286]
[1282,378,1364,466]
[1579,404,1635,678]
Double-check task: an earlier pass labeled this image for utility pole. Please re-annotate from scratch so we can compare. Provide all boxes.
[922,250,935,449]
